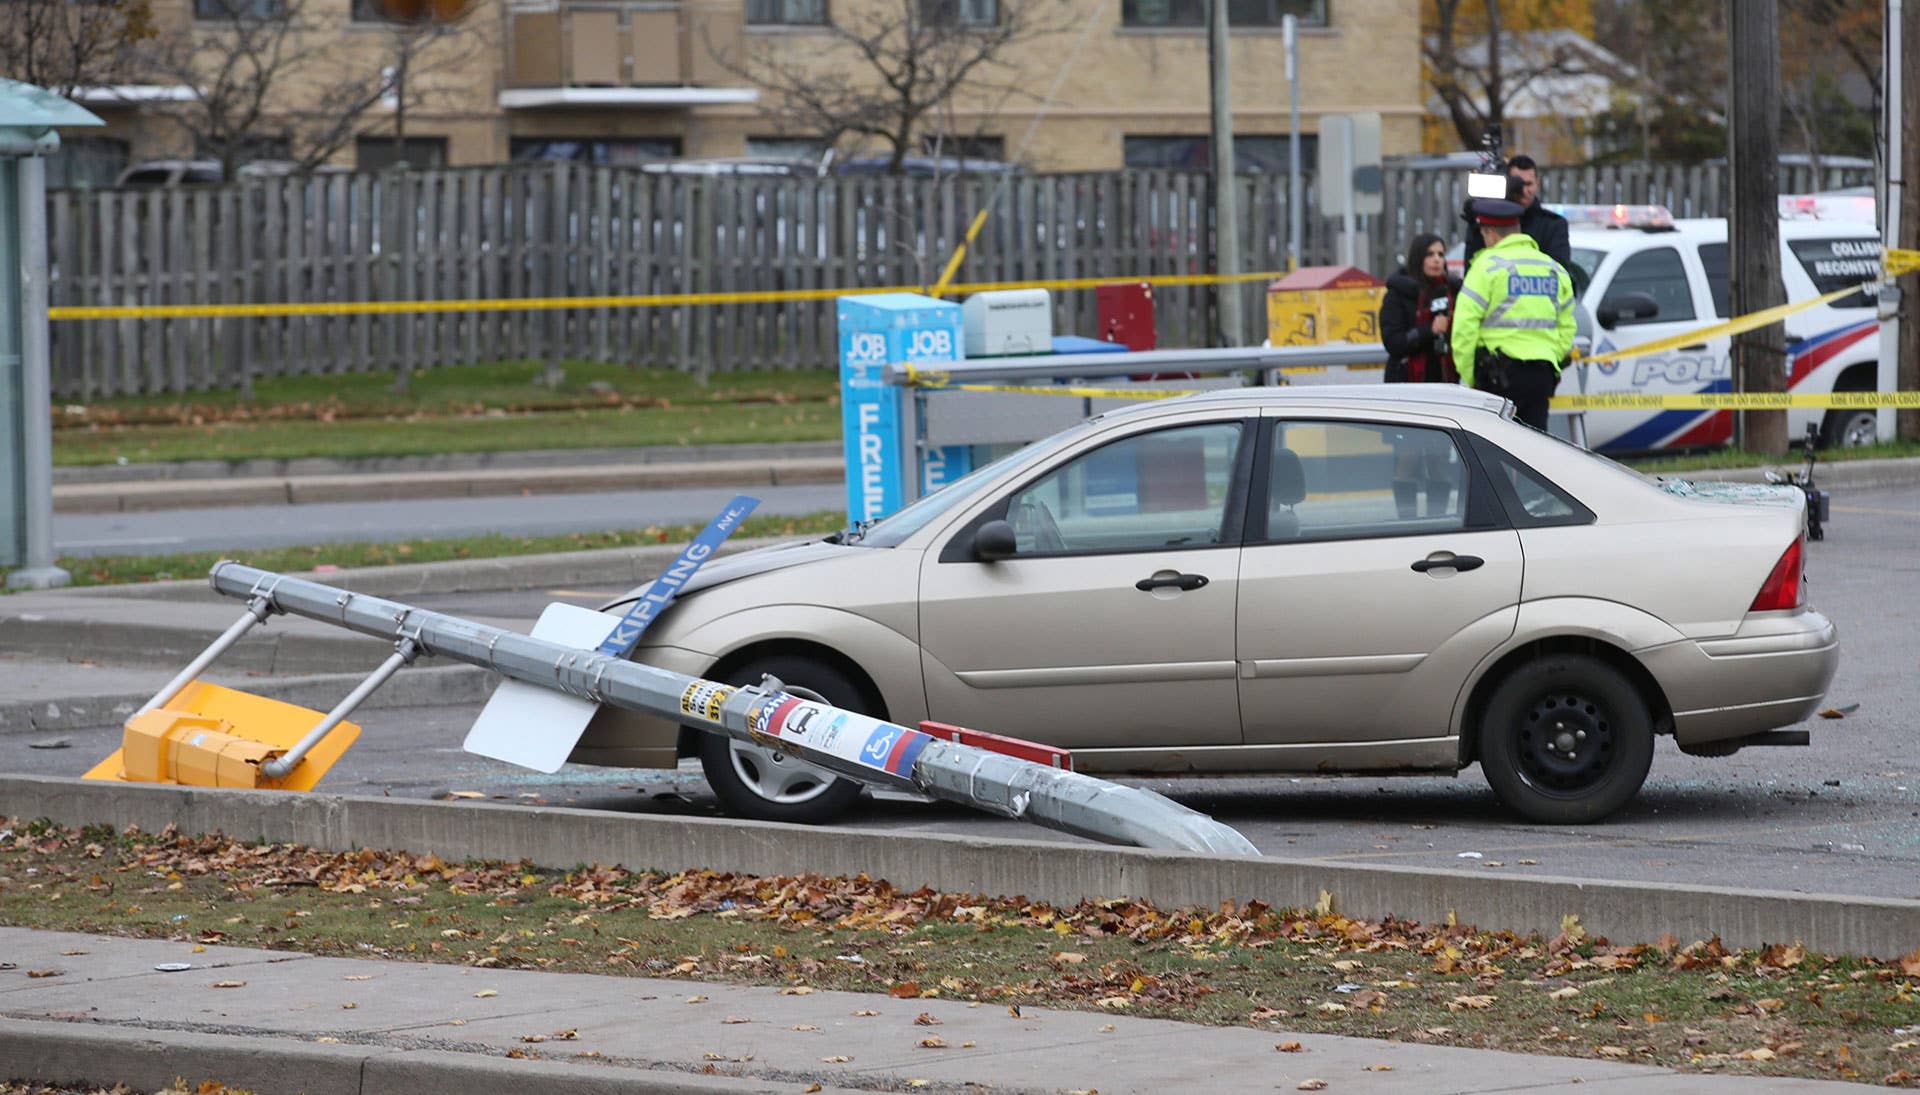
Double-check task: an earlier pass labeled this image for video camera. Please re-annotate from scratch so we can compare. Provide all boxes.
[1466,124,1509,200]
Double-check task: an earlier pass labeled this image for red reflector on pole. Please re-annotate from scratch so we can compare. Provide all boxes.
[920,721,1073,770]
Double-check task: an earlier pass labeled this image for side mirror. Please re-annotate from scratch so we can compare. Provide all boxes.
[973,519,1017,561]
[1595,291,1658,329]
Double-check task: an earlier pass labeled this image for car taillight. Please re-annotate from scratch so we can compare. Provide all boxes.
[1749,539,1805,612]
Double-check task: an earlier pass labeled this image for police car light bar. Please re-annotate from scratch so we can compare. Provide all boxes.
[1546,203,1675,230]
[1779,193,1876,223]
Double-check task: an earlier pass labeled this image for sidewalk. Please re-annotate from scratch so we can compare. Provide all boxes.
[52,442,844,514]
[0,927,1874,1094]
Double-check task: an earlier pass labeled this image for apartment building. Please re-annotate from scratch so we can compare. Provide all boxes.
[49,0,1424,182]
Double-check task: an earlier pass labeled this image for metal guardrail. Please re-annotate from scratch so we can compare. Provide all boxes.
[204,562,1260,857]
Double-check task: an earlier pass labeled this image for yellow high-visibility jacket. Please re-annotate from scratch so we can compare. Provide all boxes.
[1450,232,1577,388]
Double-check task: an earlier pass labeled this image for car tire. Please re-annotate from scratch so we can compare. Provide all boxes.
[1821,407,1877,449]
[1476,655,1654,825]
[696,655,867,825]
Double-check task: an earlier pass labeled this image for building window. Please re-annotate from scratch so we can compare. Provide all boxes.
[194,0,288,20]
[747,0,827,25]
[357,136,450,171]
[510,137,682,164]
[1124,134,1314,173]
[1121,0,1324,28]
[922,134,1004,161]
[920,0,997,25]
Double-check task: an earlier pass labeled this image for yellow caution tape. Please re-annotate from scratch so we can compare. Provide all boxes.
[1887,247,1920,277]
[46,270,1292,322]
[1555,391,1920,410]
[1577,285,1862,365]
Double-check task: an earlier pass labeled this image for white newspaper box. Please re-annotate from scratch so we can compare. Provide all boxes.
[963,289,1053,356]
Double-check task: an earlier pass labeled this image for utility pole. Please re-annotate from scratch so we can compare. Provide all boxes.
[1284,13,1301,272]
[1727,0,1787,457]
[1207,0,1242,346]
[1895,0,1919,440]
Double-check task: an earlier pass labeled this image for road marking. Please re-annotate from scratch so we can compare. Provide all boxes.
[1832,505,1920,517]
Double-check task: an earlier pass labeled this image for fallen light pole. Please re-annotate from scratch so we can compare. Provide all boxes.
[188,563,1259,856]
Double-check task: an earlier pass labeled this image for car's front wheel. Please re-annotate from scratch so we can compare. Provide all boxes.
[1476,654,1654,824]
[695,654,867,825]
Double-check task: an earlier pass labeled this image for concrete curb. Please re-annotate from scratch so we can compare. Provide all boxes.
[0,664,494,736]
[54,458,843,514]
[5,775,1915,959]
[50,440,843,485]
[1656,454,1920,490]
[0,1017,862,1095]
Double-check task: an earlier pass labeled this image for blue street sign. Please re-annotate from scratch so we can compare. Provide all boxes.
[595,495,759,657]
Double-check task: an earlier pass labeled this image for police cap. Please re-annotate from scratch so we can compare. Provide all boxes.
[1471,198,1524,226]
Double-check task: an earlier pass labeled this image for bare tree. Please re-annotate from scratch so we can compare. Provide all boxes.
[713,0,1068,174]
[0,0,156,100]
[1424,0,1602,151]
[142,0,485,176]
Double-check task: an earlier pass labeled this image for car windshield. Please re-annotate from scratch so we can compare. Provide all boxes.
[853,432,1067,548]
[1569,247,1604,286]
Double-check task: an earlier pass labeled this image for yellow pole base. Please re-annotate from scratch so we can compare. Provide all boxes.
[84,681,361,791]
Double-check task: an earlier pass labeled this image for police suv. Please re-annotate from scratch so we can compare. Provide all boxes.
[1552,202,1887,453]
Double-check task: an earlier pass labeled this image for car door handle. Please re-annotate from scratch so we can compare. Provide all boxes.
[1136,573,1209,592]
[1411,555,1484,573]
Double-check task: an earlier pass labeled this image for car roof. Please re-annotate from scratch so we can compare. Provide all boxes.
[1095,383,1513,423]
[1570,218,1877,248]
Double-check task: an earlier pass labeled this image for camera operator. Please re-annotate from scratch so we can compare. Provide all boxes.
[1451,198,1576,431]
[1462,154,1577,293]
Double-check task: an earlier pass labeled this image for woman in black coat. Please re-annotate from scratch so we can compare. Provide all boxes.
[1380,232,1460,385]
[1379,233,1463,517]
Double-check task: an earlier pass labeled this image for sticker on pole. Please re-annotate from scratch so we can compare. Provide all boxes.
[751,692,931,779]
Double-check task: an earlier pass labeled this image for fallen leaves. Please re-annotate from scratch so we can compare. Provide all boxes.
[1548,987,1580,1000]
[1297,1080,1328,1091]
[210,980,247,989]
[821,1055,854,1063]
[1276,1041,1306,1053]
[473,990,497,998]
[913,1012,942,1026]
[917,1035,949,1049]
[25,969,61,979]
[1448,994,1495,1011]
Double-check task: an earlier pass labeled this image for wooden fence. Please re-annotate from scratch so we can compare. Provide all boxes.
[45,160,1872,398]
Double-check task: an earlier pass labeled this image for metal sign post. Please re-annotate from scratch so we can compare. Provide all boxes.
[189,562,1259,856]
[0,81,102,589]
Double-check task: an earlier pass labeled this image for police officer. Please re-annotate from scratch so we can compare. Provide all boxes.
[1450,197,1576,431]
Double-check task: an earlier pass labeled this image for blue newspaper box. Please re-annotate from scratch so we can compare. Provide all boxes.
[838,294,970,523]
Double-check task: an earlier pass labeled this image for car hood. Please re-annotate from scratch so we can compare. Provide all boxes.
[597,538,847,611]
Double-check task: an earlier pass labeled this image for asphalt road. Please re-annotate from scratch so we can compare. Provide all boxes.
[52,482,848,557]
[13,483,1918,900]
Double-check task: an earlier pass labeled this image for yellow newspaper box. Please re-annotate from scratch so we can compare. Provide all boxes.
[1266,266,1386,347]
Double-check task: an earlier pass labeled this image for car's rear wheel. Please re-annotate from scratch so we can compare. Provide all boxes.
[1477,655,1653,824]
[1821,407,1877,449]
[696,654,866,825]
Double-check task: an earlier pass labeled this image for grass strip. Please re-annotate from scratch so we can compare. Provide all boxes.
[3,818,1918,1086]
[8,512,847,590]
